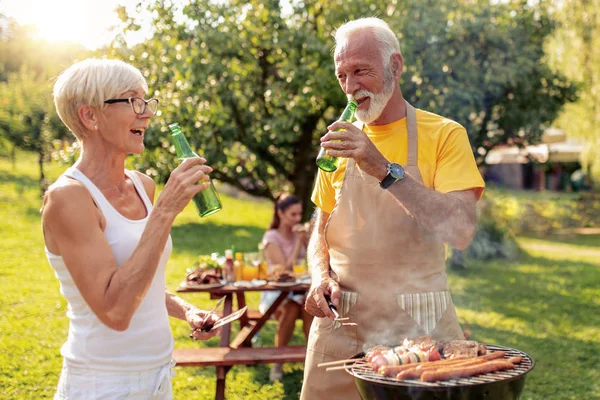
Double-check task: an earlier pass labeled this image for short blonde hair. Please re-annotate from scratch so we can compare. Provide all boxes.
[334,17,401,67]
[53,58,148,140]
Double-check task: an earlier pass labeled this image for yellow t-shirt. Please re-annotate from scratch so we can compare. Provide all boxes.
[311,109,485,214]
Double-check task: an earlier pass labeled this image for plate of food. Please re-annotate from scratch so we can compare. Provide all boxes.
[270,280,301,288]
[181,266,226,289]
[267,270,301,287]
[181,280,227,289]
[232,281,253,288]
[297,276,312,285]
[250,279,268,287]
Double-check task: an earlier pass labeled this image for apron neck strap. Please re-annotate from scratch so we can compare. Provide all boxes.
[405,100,418,166]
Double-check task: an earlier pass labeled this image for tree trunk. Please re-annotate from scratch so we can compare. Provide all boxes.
[293,114,322,221]
[11,146,16,170]
[38,148,47,197]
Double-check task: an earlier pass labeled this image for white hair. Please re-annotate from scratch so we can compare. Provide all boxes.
[53,58,148,140]
[334,17,401,67]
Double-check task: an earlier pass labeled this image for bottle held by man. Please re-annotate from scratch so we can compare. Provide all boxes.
[168,123,222,217]
[316,99,358,172]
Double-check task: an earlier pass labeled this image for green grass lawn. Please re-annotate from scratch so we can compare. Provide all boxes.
[1,152,599,399]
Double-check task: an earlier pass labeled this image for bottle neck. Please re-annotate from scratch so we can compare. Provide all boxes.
[339,103,357,122]
[171,133,198,158]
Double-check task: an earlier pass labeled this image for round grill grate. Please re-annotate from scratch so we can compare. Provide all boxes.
[344,344,535,388]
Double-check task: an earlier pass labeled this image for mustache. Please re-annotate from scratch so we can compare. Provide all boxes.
[348,90,374,101]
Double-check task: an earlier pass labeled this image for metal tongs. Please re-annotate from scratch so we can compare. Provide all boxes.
[325,295,357,326]
[190,296,226,336]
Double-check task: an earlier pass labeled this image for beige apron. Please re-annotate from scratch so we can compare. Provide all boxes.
[300,101,464,400]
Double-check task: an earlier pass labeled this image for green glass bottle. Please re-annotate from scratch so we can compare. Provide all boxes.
[168,123,222,217]
[316,99,358,172]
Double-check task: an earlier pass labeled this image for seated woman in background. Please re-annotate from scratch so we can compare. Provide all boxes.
[260,194,314,381]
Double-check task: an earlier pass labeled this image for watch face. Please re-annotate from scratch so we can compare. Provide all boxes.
[389,163,405,180]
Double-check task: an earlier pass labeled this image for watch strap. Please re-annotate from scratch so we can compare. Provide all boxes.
[380,173,397,189]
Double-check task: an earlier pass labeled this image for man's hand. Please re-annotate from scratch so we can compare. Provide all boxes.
[320,121,388,181]
[305,276,342,319]
[186,308,221,340]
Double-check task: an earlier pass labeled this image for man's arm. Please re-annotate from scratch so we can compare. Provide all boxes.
[321,121,478,249]
[307,209,332,282]
[386,178,477,249]
[304,209,340,319]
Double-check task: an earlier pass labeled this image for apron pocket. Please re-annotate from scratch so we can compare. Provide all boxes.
[307,290,360,358]
[396,291,451,335]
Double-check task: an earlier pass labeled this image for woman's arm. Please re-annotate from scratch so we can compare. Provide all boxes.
[165,292,220,340]
[41,158,211,331]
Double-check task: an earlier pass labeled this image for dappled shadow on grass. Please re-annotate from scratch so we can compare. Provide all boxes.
[0,169,39,187]
[449,239,600,398]
[170,222,266,256]
[519,233,600,249]
[0,169,44,219]
[452,252,600,333]
[245,355,304,400]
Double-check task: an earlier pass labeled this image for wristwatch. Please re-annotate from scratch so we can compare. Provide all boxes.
[379,162,405,189]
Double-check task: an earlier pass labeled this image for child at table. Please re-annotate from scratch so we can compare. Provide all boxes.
[260,194,314,381]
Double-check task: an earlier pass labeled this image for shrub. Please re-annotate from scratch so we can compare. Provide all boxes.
[460,186,600,263]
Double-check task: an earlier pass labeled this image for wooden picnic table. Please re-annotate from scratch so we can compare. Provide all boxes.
[175,281,310,399]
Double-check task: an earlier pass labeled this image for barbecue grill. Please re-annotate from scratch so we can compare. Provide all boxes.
[345,344,535,400]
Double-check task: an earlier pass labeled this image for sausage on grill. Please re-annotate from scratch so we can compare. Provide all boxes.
[397,358,487,380]
[421,360,515,382]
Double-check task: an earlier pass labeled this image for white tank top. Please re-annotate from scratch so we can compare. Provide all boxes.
[45,167,174,371]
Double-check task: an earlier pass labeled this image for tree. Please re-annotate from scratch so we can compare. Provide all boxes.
[0,17,84,191]
[114,0,576,211]
[546,0,600,186]
[0,68,71,193]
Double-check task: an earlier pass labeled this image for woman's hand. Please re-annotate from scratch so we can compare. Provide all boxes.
[304,276,341,319]
[155,157,214,218]
[185,308,221,340]
[292,223,309,243]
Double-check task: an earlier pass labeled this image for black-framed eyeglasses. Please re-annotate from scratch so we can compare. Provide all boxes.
[103,97,159,115]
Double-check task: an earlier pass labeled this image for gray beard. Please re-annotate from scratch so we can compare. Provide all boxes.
[354,72,396,124]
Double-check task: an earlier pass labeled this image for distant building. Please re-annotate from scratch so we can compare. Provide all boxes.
[484,128,586,191]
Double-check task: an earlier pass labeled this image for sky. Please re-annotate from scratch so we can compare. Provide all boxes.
[0,0,147,49]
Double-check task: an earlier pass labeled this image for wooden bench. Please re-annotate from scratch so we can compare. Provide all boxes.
[173,345,306,400]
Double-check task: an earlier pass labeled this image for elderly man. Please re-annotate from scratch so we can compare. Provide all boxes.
[300,17,485,399]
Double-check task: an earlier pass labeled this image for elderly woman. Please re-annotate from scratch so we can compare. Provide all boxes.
[42,58,220,399]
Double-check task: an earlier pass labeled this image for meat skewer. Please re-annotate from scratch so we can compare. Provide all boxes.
[317,358,365,368]
[367,337,442,371]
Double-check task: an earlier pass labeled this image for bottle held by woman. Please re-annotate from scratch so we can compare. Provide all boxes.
[168,123,222,217]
